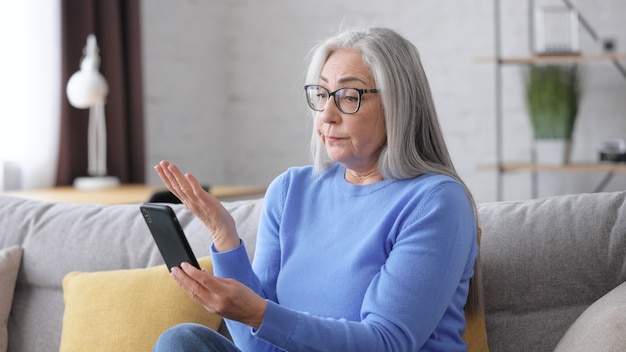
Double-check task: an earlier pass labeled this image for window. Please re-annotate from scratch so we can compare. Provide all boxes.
[0,1,60,189]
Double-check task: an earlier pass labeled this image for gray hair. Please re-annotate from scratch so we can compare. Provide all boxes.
[305,27,483,316]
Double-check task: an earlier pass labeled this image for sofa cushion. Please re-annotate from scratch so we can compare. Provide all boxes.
[553,281,626,351]
[0,245,22,352]
[479,191,626,351]
[59,256,221,352]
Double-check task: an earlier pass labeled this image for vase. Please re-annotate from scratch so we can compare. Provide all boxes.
[533,139,572,165]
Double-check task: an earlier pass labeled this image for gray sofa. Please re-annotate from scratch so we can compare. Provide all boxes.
[1,191,625,352]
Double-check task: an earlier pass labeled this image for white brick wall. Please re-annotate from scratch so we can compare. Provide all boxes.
[141,1,229,183]
[141,0,626,202]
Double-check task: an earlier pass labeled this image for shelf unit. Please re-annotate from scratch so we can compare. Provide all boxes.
[479,163,626,195]
[491,0,626,200]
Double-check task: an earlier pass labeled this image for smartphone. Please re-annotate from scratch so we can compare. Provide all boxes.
[139,203,200,272]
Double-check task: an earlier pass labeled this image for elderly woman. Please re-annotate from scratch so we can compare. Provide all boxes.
[153,27,481,352]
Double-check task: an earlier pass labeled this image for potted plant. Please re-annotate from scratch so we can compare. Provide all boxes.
[524,64,582,164]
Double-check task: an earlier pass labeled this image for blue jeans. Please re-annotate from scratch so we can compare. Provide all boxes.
[153,323,242,352]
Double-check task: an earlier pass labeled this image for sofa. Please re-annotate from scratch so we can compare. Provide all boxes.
[1,190,625,352]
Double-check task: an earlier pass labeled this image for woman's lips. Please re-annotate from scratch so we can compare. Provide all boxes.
[326,136,342,142]
[319,130,345,144]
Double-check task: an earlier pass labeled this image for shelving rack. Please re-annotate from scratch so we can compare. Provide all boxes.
[491,0,626,200]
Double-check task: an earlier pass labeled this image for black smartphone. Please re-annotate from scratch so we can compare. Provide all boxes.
[139,203,200,272]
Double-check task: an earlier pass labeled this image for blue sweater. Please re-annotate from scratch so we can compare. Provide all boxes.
[212,164,478,351]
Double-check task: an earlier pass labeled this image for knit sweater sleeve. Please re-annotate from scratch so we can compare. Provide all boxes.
[210,172,287,351]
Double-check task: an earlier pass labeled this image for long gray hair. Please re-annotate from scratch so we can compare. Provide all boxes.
[305,27,483,316]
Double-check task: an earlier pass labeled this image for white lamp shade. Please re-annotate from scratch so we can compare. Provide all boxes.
[66,34,109,109]
[66,69,108,109]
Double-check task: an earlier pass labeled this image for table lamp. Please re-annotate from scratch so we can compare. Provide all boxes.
[66,34,120,190]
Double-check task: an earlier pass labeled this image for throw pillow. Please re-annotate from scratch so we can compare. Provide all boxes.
[0,245,23,352]
[554,281,626,352]
[59,256,222,352]
[463,310,489,352]
[463,227,488,352]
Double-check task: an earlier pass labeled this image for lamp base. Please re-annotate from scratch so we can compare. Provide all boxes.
[73,176,120,190]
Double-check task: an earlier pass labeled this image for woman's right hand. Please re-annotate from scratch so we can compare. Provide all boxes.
[154,160,240,252]
[172,262,267,329]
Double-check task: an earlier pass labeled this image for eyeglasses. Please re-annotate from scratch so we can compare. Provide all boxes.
[304,85,379,114]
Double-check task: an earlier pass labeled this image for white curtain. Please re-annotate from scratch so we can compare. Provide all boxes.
[0,1,60,190]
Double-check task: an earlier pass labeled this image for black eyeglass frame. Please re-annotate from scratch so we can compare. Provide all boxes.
[304,84,380,114]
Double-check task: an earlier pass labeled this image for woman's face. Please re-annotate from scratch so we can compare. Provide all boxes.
[315,49,386,174]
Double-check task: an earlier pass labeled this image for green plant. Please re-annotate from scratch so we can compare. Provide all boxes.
[524,64,582,139]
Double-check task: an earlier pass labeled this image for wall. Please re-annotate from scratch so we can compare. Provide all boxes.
[141,1,229,184]
[141,0,626,203]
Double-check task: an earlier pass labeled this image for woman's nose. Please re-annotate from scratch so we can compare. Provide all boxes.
[319,98,341,124]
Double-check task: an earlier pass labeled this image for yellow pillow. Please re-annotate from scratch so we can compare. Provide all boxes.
[60,257,221,352]
[463,311,489,352]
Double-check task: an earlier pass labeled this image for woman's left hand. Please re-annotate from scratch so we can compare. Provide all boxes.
[154,160,240,252]
[172,262,267,329]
